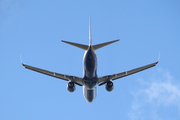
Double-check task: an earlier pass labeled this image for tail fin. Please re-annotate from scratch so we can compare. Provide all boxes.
[89,15,92,45]
[92,39,119,50]
[61,16,119,50]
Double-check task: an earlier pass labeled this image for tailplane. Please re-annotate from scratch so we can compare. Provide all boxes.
[61,40,89,50]
[61,16,119,50]
[92,39,119,50]
[61,39,119,50]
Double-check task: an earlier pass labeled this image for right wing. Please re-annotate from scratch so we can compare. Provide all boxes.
[98,61,158,86]
[22,63,83,86]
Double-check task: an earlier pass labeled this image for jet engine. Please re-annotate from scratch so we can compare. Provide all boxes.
[105,81,114,92]
[67,82,76,92]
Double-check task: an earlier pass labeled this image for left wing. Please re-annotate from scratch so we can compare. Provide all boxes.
[98,61,158,86]
[22,63,83,86]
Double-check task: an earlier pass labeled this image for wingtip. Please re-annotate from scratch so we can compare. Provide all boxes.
[156,52,161,65]
[20,54,25,66]
[22,63,25,67]
[20,54,22,63]
[158,52,161,62]
[113,39,120,43]
[61,40,69,43]
[154,52,160,65]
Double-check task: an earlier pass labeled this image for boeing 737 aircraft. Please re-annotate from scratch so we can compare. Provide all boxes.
[22,17,158,103]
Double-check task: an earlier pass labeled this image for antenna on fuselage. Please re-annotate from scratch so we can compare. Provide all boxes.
[89,15,92,46]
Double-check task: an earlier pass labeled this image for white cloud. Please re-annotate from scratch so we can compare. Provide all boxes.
[128,69,180,120]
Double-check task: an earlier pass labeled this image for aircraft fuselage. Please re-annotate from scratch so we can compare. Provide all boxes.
[83,45,98,103]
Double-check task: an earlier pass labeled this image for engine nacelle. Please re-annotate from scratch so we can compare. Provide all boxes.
[105,81,114,92]
[67,82,76,92]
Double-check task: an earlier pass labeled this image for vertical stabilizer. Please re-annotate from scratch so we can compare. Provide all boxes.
[89,15,92,46]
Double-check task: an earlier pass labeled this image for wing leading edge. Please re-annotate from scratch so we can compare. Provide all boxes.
[98,61,158,86]
[22,63,83,86]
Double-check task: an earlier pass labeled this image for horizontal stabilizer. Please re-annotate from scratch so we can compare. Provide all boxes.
[92,39,119,50]
[61,40,89,50]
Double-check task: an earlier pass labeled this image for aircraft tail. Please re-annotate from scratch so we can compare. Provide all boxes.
[61,15,119,50]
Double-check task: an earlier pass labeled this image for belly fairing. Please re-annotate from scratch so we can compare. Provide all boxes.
[83,76,98,89]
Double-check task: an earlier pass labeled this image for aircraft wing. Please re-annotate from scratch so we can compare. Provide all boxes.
[22,63,83,86]
[98,61,158,86]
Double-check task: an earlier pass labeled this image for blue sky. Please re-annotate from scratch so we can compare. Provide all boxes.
[0,0,180,120]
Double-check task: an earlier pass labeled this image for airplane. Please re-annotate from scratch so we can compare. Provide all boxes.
[22,16,158,103]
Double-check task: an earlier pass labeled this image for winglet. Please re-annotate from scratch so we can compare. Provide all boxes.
[158,52,161,62]
[20,54,22,64]
[20,54,25,66]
